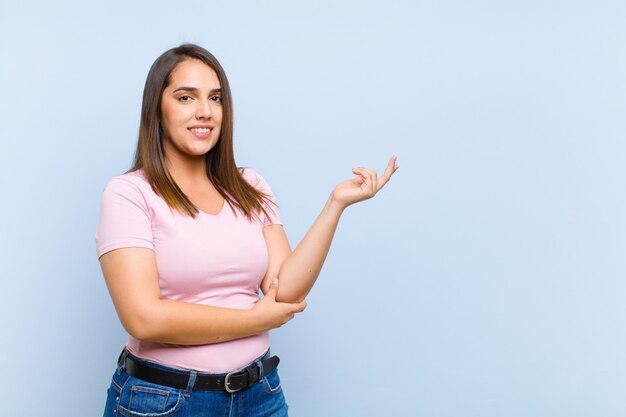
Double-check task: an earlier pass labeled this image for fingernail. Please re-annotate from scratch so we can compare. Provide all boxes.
[272,278,278,285]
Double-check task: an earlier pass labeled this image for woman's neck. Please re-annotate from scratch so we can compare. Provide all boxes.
[165,153,211,188]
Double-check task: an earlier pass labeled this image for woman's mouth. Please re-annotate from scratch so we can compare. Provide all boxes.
[189,127,213,139]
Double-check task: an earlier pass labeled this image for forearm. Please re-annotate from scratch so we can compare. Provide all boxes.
[125,299,267,345]
[276,196,344,302]
[102,246,304,347]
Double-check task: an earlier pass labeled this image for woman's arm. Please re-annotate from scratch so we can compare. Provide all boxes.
[262,156,399,303]
[100,247,306,345]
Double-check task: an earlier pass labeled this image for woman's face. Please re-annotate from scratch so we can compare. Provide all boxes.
[160,59,223,162]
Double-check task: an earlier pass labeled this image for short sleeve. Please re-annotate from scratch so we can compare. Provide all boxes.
[240,168,282,227]
[95,177,154,258]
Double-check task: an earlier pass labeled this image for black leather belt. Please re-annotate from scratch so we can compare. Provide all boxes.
[119,349,280,393]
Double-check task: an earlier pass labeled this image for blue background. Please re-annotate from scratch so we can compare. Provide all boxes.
[1,1,625,415]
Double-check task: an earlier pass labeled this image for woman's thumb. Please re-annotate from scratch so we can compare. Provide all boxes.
[265,278,279,299]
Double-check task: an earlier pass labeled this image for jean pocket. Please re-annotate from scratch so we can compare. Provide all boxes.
[262,369,282,395]
[117,378,184,417]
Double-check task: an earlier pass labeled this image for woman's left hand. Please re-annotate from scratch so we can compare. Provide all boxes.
[331,156,399,209]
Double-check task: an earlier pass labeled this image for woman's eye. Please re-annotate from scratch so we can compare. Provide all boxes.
[211,95,222,103]
[178,95,192,102]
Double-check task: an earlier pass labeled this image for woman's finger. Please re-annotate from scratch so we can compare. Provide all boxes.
[376,156,399,192]
[353,167,377,193]
[351,167,367,184]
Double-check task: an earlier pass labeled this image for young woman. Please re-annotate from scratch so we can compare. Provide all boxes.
[97,43,398,417]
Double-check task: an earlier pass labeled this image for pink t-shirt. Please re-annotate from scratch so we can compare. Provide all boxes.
[96,168,281,373]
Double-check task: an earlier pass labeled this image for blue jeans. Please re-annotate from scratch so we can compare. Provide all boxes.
[102,350,288,417]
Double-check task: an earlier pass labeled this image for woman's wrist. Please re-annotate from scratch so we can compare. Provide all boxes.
[326,194,348,215]
[248,306,269,334]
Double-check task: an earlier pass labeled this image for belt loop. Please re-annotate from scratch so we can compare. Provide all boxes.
[255,357,265,382]
[117,348,129,366]
[117,348,129,375]
[184,371,197,397]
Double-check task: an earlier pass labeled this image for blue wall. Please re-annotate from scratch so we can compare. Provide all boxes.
[1,1,625,415]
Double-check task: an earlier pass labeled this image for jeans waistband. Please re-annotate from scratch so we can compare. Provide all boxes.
[117,348,272,375]
[117,348,278,392]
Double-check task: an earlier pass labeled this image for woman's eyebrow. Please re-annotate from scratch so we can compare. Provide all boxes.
[172,86,222,94]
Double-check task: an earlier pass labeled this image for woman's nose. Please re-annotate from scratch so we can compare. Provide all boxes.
[196,99,212,119]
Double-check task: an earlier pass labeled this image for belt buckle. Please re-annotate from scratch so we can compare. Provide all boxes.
[224,370,244,393]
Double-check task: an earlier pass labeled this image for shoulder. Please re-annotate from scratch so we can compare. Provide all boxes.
[103,170,151,195]
[238,167,272,192]
[96,171,155,257]
[101,170,156,212]
[238,168,281,223]
[105,169,148,188]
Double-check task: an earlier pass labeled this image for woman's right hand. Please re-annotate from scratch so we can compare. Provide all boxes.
[330,156,399,210]
[252,278,307,330]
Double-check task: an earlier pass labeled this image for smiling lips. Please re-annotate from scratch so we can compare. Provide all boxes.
[189,127,213,139]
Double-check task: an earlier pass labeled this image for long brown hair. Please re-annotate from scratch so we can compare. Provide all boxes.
[131,44,273,220]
